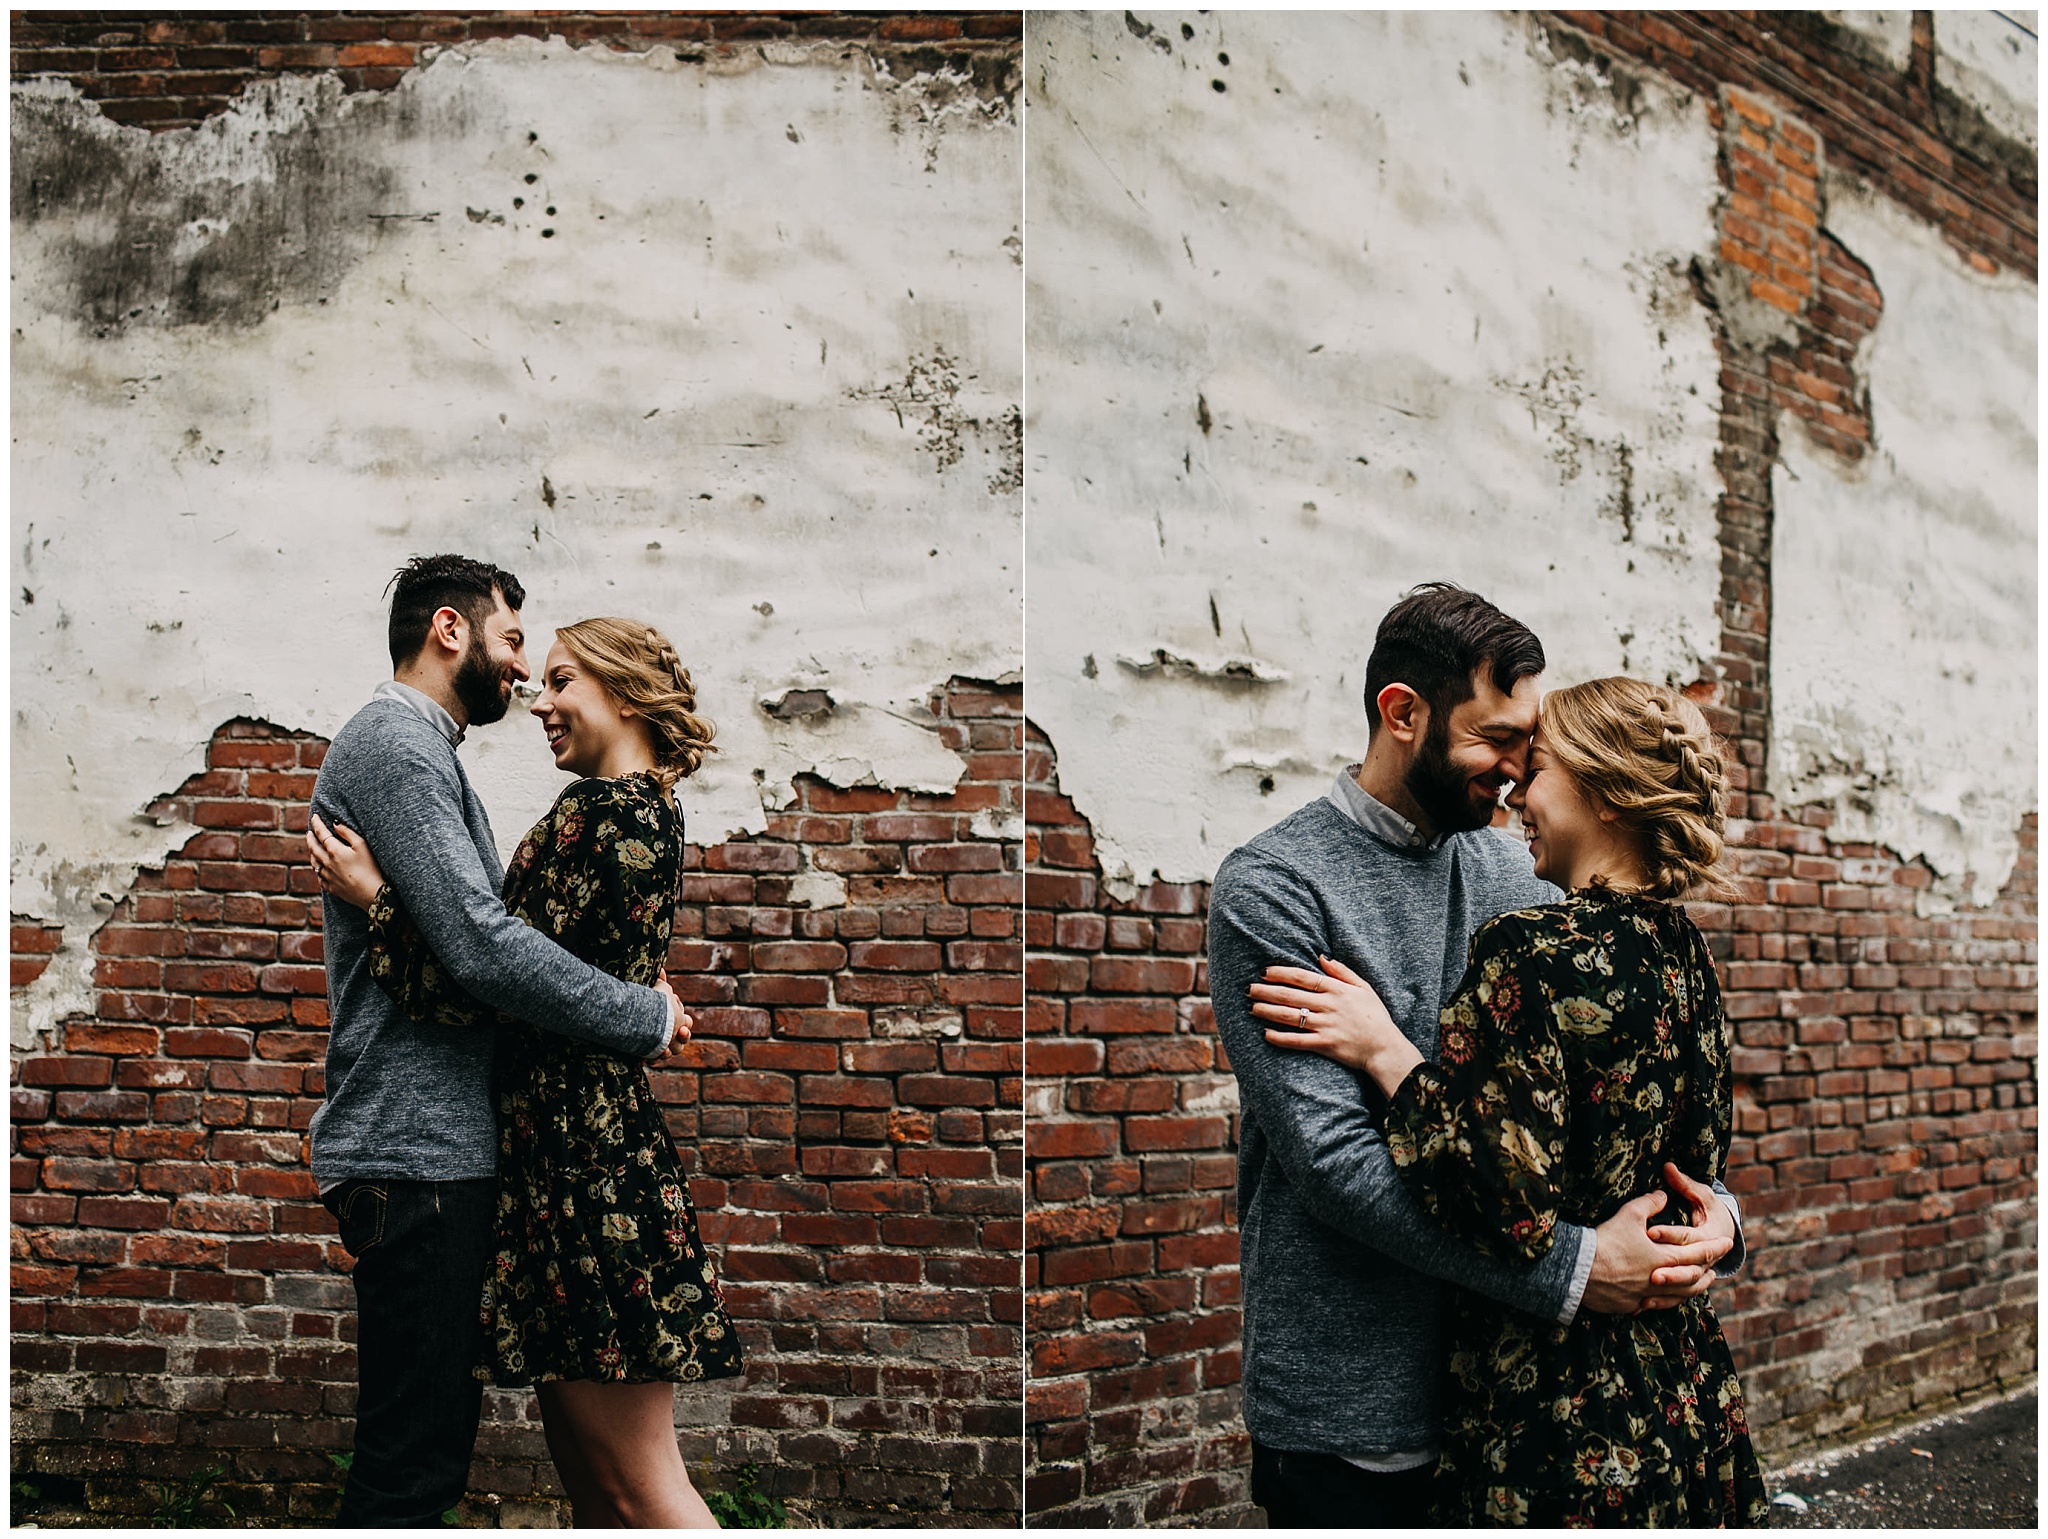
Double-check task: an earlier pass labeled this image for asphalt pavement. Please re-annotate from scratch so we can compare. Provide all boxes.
[1765,1387,2036,1528]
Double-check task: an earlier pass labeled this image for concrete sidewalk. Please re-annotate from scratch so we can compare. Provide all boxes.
[1765,1387,2037,1528]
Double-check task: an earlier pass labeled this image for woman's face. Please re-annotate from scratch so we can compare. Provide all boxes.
[530,641,631,777]
[1504,735,1608,888]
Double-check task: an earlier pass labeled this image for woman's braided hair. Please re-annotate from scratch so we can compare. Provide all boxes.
[553,617,716,791]
[1538,676,1732,900]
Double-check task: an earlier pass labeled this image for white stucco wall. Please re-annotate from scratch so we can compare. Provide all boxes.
[1025,11,1725,891]
[12,40,1020,1043]
[1936,10,2038,151]
[1771,186,2037,908]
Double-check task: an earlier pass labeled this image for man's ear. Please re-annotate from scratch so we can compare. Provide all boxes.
[1375,683,1427,747]
[427,605,468,658]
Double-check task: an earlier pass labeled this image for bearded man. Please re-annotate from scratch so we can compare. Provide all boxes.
[1206,582,1746,1528]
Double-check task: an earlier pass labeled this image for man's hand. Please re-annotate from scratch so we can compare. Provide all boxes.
[1581,1188,1733,1315]
[1646,1162,1737,1288]
[649,971,692,1062]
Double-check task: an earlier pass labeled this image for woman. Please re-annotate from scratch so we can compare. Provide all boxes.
[310,617,744,1528]
[1249,677,1768,1527]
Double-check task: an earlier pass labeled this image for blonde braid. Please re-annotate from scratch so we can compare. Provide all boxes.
[1541,678,1734,900]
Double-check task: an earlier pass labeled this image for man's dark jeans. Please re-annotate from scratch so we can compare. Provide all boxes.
[1251,1439,1437,1529]
[326,1177,496,1528]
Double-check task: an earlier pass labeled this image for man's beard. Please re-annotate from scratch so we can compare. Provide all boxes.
[1404,711,1497,835]
[452,634,512,726]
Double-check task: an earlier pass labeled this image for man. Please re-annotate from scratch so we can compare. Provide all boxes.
[1207,583,1743,1528]
[308,554,690,1527]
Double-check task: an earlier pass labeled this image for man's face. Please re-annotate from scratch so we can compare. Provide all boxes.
[449,593,529,727]
[1402,669,1539,835]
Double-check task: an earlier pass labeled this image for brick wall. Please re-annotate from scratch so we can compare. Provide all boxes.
[10,679,1023,1526]
[1023,758,1239,1527]
[1021,13,2036,1524]
[10,10,1023,131]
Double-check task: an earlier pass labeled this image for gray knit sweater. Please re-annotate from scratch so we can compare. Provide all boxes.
[1208,787,1582,1458]
[307,696,670,1187]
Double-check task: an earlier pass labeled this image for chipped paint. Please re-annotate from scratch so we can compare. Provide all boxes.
[1771,186,2036,908]
[1025,11,1723,891]
[11,39,1020,1044]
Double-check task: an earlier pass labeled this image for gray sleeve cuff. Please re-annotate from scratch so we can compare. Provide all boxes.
[1558,1223,1596,1324]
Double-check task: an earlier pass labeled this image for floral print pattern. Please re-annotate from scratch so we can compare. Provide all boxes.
[1384,890,1767,1527]
[366,772,743,1388]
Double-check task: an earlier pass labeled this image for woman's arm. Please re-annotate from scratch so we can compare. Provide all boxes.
[1382,920,1569,1265]
[308,811,496,1028]
[1250,956,1424,1096]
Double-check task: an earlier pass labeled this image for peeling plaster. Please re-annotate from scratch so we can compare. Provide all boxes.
[11,40,1020,1042]
[1770,185,2036,909]
[1025,12,1723,891]
[1935,11,2038,153]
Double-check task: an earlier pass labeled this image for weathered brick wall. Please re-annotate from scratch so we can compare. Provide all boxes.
[10,9,1023,131]
[11,679,1022,1526]
[1023,786,2035,1526]
[1022,14,2035,1524]
[1023,758,1238,1527]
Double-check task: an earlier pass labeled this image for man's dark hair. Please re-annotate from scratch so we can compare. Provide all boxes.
[1362,581,1544,734]
[386,554,526,667]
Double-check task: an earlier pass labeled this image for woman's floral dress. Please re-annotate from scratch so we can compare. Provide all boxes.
[364,771,744,1388]
[1383,889,1767,1527]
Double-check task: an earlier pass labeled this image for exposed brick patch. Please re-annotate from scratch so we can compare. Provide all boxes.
[1708,88,1886,465]
[1022,754,1241,1527]
[10,11,1024,132]
[11,688,1022,1525]
[1546,11,2035,281]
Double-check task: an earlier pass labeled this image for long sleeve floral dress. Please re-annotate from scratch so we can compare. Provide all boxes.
[364,770,743,1388]
[1382,888,1767,1527]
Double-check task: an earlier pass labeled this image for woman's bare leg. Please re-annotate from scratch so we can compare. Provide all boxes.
[534,1386,614,1527]
[534,1380,718,1529]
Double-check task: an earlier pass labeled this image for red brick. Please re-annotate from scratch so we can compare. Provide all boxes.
[1069,999,1178,1035]
[1125,1116,1229,1152]
[752,941,848,972]
[1091,957,1199,994]
[20,1056,112,1088]
[850,941,944,972]
[164,1027,255,1059]
[900,1075,1000,1109]
[1031,1329,1143,1375]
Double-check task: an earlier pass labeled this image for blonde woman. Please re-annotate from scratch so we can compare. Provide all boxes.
[1249,678,1767,1526]
[311,618,743,1528]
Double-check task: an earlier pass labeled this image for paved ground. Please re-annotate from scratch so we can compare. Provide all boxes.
[1765,1388,2036,1528]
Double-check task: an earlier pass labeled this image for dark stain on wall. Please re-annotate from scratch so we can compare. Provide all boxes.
[12,82,406,332]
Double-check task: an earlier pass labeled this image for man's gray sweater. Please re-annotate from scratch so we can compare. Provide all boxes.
[308,696,670,1187]
[1208,783,1577,1459]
